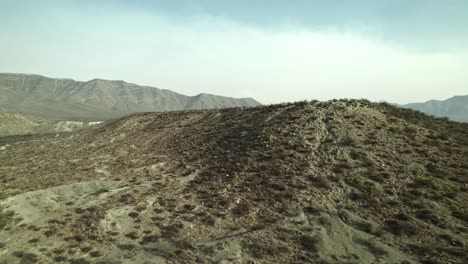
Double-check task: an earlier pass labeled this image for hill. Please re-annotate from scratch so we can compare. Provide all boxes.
[0,112,102,137]
[0,112,44,136]
[401,95,468,123]
[0,100,467,263]
[0,73,260,121]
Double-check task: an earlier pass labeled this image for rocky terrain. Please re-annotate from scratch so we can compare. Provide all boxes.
[400,95,468,123]
[0,73,260,121]
[0,100,467,264]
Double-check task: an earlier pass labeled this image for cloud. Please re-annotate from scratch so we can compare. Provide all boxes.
[106,0,468,51]
[3,0,467,51]
[0,0,467,104]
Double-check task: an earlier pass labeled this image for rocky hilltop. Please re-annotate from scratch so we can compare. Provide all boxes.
[0,73,260,121]
[0,100,467,263]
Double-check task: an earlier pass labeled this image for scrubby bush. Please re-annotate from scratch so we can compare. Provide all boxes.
[53,255,68,262]
[161,222,183,238]
[89,251,102,258]
[299,235,322,252]
[0,208,14,230]
[345,175,364,188]
[308,175,331,189]
[117,244,137,250]
[355,238,388,256]
[231,203,250,217]
[140,234,160,245]
[127,212,139,218]
[69,258,91,264]
[334,161,353,174]
[13,251,39,263]
[384,220,417,236]
[124,232,139,240]
[340,137,357,147]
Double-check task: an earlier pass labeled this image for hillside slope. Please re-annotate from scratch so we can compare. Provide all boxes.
[0,112,43,136]
[0,100,467,263]
[0,73,260,121]
[0,112,102,137]
[401,95,468,123]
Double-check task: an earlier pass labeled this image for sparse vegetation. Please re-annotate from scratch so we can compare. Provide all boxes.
[0,188,21,200]
[0,100,466,263]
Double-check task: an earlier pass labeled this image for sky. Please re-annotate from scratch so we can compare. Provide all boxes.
[1,0,467,104]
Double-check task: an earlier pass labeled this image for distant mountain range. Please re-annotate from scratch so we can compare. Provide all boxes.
[0,73,260,121]
[1,73,465,123]
[399,95,468,123]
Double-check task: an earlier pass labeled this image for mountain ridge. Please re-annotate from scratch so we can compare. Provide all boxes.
[399,95,468,122]
[0,73,261,121]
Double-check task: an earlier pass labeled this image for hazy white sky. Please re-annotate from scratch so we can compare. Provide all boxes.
[1,0,467,104]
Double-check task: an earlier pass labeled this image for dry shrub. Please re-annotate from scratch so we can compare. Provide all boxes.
[299,235,322,252]
[139,235,160,245]
[355,238,388,256]
[232,203,250,217]
[384,220,417,236]
[309,175,331,189]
